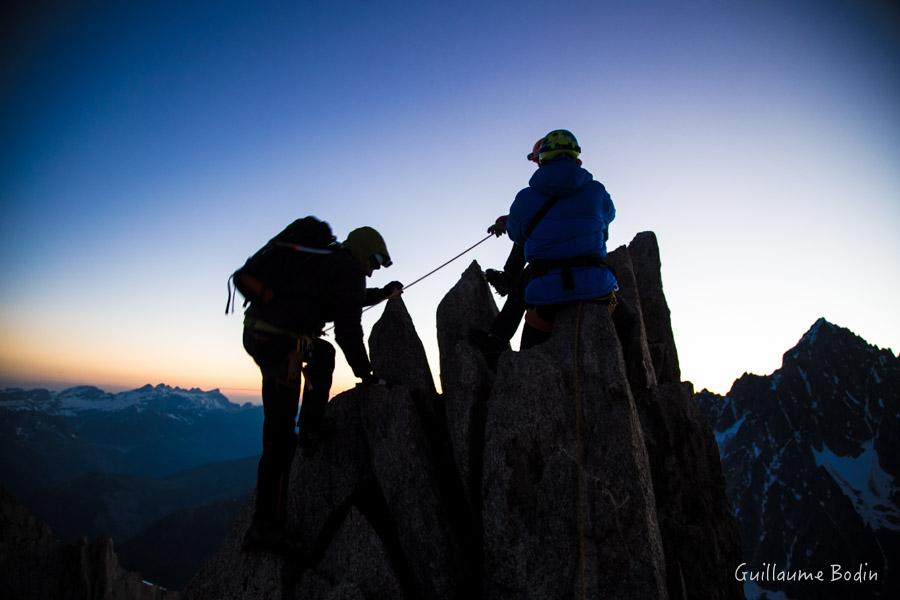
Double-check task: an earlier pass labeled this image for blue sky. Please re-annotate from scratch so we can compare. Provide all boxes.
[1,0,898,401]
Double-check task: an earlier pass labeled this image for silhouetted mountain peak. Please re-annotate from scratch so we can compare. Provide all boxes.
[698,319,900,598]
[785,317,892,372]
[798,316,832,343]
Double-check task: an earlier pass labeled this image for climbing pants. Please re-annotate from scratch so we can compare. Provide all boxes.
[243,327,336,528]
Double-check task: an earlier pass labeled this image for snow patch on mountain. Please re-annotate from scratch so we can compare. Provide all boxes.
[715,413,746,448]
[871,367,882,384]
[796,367,812,397]
[698,319,899,598]
[0,384,241,415]
[812,440,900,531]
[55,386,135,414]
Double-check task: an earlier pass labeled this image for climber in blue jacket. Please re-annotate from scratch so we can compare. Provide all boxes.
[508,129,618,304]
[478,129,620,353]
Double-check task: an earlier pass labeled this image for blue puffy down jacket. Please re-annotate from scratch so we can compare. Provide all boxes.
[507,159,618,305]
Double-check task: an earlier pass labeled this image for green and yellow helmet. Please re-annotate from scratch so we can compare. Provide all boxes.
[526,129,581,164]
[343,226,392,271]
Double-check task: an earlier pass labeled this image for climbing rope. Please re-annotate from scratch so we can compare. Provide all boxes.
[400,233,494,292]
[322,233,494,332]
[573,301,589,600]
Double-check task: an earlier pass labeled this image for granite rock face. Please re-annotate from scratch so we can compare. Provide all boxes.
[436,261,498,516]
[605,244,658,392]
[482,303,667,599]
[0,488,175,600]
[370,297,436,400]
[627,231,680,384]
[186,233,742,600]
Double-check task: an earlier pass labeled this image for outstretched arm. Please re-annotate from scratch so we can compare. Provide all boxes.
[332,275,373,379]
[364,281,404,306]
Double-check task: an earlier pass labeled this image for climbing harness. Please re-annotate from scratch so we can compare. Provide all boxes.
[273,242,335,255]
[530,255,612,291]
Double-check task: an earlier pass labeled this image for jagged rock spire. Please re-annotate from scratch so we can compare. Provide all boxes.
[606,243,658,391]
[436,260,498,515]
[628,232,680,384]
[369,297,437,398]
[436,260,499,361]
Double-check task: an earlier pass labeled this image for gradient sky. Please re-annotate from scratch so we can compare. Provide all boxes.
[2,0,898,403]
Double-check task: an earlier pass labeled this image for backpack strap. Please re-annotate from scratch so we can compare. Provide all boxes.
[523,195,618,291]
[524,196,562,240]
[273,242,335,255]
[226,243,335,315]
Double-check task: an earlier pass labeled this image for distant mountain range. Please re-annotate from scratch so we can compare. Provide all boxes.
[0,383,263,496]
[0,383,263,590]
[697,319,899,599]
[0,383,241,415]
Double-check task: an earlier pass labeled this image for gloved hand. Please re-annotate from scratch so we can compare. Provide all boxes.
[382,281,404,300]
[484,268,511,297]
[360,374,388,386]
[487,215,508,237]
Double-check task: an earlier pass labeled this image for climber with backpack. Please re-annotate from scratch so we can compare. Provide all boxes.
[229,217,402,552]
[474,129,626,363]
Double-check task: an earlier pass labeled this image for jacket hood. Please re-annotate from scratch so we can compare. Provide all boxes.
[528,159,594,197]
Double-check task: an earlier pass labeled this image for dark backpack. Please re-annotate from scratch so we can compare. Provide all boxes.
[226,216,337,314]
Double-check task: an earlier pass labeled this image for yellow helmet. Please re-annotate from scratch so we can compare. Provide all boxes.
[343,227,392,271]
[526,129,581,163]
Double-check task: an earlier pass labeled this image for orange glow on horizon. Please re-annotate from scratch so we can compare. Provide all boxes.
[1,326,360,407]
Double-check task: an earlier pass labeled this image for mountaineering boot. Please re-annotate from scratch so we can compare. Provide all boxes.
[484,269,511,297]
[469,329,508,371]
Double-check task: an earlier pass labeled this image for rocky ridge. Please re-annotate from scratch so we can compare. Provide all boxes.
[0,384,263,498]
[0,487,176,599]
[186,231,742,600]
